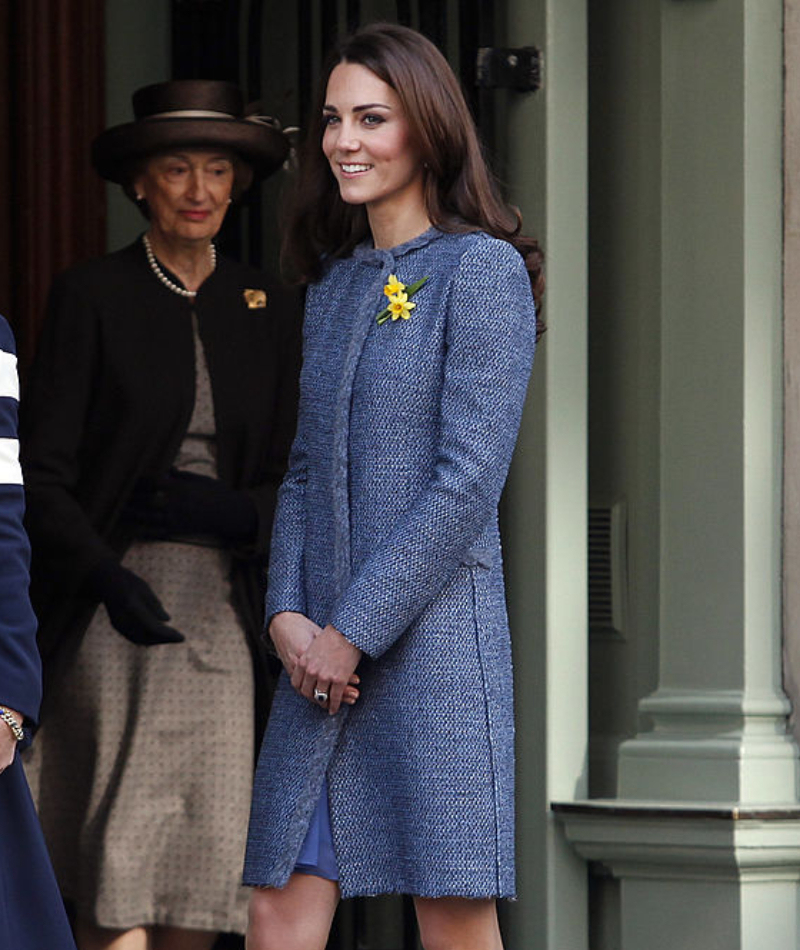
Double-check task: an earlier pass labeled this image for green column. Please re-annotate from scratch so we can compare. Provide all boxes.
[501,1,589,948]
[558,2,800,948]
[617,0,792,808]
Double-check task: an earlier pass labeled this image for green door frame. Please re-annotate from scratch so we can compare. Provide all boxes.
[500,2,589,948]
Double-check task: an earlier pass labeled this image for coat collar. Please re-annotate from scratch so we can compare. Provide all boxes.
[351,225,444,267]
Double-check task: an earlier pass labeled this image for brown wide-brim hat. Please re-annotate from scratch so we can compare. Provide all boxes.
[92,79,290,184]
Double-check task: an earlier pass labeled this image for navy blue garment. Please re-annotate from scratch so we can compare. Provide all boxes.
[0,316,76,950]
[0,757,77,948]
[294,777,339,881]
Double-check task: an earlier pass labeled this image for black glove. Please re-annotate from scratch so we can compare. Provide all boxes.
[124,469,258,544]
[85,559,184,646]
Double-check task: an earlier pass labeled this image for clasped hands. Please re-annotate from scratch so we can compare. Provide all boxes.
[269,611,361,715]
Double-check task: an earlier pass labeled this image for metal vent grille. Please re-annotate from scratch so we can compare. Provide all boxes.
[588,502,627,636]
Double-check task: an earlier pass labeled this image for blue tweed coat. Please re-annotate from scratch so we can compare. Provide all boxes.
[244,228,536,899]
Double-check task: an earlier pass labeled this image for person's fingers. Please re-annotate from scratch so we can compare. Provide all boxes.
[292,630,361,710]
[327,681,347,716]
[134,582,171,622]
[131,608,184,644]
[142,623,184,645]
[312,681,331,708]
[120,611,184,646]
[343,674,361,702]
[293,663,319,702]
[290,662,305,693]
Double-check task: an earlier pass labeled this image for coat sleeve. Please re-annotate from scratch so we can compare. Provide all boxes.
[329,239,537,658]
[0,317,42,724]
[263,320,310,623]
[20,274,118,588]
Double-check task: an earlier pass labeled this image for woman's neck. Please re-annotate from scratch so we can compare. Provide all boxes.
[145,230,215,292]
[367,202,432,251]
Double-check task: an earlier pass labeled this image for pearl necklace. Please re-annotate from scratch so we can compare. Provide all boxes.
[142,233,216,299]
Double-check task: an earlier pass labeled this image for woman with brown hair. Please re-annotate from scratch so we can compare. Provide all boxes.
[21,81,303,950]
[244,23,542,950]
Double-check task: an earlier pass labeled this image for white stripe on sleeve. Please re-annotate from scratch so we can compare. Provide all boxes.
[0,437,22,485]
[0,349,19,400]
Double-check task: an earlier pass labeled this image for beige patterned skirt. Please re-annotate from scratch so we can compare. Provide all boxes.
[25,540,254,934]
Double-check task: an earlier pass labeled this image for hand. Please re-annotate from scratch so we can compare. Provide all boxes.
[0,706,21,773]
[124,469,258,544]
[292,623,363,716]
[268,611,321,676]
[271,613,360,709]
[85,560,184,646]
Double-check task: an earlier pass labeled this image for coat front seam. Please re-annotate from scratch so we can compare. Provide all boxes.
[469,565,503,894]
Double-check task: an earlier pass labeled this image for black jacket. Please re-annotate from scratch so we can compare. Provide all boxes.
[20,240,301,711]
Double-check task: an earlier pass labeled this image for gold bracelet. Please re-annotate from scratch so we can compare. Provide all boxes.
[0,707,24,743]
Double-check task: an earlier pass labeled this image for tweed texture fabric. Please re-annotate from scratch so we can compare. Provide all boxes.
[245,228,537,899]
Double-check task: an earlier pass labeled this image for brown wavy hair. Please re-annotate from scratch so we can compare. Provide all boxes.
[281,22,544,324]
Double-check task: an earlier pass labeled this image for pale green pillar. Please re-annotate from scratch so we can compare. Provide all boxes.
[501,1,589,949]
[617,0,792,809]
[558,2,800,949]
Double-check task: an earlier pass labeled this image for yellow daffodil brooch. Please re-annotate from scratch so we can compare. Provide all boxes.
[376,274,430,325]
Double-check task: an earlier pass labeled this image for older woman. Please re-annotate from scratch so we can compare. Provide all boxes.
[21,81,302,950]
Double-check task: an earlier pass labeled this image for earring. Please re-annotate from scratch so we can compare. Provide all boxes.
[228,198,233,205]
[135,194,144,202]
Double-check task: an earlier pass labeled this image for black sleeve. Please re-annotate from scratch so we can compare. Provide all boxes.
[20,274,117,590]
[244,289,303,557]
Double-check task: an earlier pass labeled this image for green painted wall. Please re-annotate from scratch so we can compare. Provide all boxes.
[657,0,783,696]
[587,1,662,797]
[585,0,787,945]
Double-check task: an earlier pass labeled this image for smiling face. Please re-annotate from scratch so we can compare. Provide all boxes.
[322,62,427,232]
[134,149,235,247]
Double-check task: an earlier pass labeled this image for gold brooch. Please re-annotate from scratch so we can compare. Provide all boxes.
[243,288,267,309]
